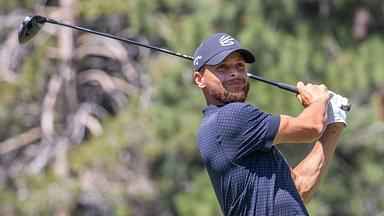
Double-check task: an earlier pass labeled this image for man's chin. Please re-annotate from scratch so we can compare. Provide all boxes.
[223,96,247,104]
[217,90,248,104]
[208,83,250,104]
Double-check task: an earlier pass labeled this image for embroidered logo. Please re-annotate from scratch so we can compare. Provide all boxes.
[194,55,202,66]
[219,35,235,46]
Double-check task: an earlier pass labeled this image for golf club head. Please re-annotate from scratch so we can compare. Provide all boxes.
[18,15,47,44]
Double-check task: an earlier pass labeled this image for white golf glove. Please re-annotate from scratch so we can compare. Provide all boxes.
[326,91,348,126]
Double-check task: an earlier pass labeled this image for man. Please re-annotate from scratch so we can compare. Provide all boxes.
[193,33,347,216]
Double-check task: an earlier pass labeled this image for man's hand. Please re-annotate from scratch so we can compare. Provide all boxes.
[296,82,329,108]
[326,92,348,126]
[273,82,330,144]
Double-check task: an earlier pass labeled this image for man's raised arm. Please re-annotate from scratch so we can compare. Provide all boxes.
[291,93,348,203]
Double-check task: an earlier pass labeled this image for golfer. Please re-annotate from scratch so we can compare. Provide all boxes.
[193,33,347,215]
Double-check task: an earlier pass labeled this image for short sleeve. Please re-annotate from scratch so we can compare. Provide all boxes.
[217,103,280,161]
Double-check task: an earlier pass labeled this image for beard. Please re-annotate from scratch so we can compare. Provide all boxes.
[208,81,250,104]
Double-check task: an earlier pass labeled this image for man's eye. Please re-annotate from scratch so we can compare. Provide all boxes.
[236,64,245,70]
[216,65,225,71]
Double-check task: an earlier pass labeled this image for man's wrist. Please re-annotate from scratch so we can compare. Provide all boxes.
[313,95,330,104]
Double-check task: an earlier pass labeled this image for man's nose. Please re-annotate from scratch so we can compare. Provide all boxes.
[229,66,241,78]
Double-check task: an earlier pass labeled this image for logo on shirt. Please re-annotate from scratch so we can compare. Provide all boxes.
[219,35,235,46]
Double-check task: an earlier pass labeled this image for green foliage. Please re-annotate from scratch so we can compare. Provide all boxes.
[2,173,79,216]
[0,0,34,12]
[175,172,222,216]
[0,39,54,136]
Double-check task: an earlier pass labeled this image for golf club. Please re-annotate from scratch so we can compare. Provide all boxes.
[18,15,351,111]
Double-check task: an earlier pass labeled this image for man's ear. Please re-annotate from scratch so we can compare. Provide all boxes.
[194,71,206,89]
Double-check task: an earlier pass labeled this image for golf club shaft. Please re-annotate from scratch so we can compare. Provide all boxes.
[44,17,194,61]
[45,17,300,93]
[25,15,351,111]
[247,73,298,93]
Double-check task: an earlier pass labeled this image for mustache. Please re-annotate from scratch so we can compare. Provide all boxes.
[223,77,247,85]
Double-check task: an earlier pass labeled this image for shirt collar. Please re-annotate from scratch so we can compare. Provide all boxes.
[202,104,224,116]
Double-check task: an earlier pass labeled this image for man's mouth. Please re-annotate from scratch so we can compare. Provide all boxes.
[224,79,246,88]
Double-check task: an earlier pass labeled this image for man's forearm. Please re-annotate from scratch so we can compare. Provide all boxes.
[291,122,346,203]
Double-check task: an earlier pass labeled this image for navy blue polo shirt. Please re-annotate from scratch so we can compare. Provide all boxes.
[197,102,308,216]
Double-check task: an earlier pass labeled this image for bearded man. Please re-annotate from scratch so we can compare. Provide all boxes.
[193,33,347,216]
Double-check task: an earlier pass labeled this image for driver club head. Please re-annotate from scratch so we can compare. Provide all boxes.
[18,15,47,44]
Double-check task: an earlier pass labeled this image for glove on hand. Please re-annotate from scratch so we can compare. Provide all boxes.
[326,91,348,126]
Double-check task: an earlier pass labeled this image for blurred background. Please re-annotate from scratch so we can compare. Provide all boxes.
[1,0,384,215]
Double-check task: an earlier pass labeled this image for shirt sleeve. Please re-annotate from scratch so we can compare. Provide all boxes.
[216,102,280,162]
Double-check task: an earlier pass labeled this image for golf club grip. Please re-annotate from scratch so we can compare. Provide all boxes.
[277,82,299,94]
[247,73,351,112]
[278,82,352,111]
